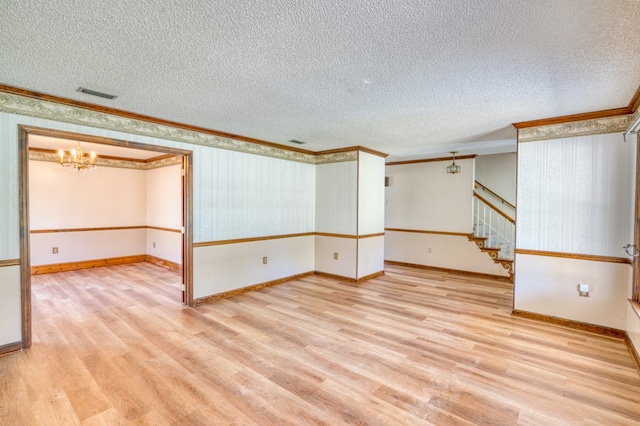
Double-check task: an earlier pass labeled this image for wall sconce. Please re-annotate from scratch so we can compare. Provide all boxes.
[446,151,461,174]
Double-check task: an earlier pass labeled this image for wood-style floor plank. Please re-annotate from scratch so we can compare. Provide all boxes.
[1,262,639,425]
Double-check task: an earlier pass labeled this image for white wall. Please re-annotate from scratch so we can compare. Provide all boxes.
[627,304,640,360]
[29,161,147,229]
[0,265,21,345]
[385,158,474,233]
[515,132,636,330]
[386,231,509,276]
[517,133,635,257]
[383,157,504,275]
[515,254,631,330]
[315,161,357,235]
[146,164,182,264]
[29,160,147,265]
[475,153,516,205]
[194,236,314,298]
[358,152,385,235]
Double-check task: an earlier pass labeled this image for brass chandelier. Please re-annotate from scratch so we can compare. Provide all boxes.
[58,142,97,172]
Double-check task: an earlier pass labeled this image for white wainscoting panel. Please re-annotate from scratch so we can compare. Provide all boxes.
[514,253,631,330]
[357,236,385,278]
[385,230,509,277]
[193,235,314,298]
[30,229,147,265]
[147,228,182,264]
[0,265,21,345]
[314,235,357,279]
[627,303,640,361]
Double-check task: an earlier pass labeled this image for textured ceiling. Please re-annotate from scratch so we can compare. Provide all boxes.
[2,0,640,160]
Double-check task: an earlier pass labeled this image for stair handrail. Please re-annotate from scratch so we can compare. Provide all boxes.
[474,181,516,210]
[473,192,515,224]
[473,191,516,260]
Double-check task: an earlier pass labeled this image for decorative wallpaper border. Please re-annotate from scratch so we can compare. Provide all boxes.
[518,115,632,142]
[28,150,182,170]
[0,92,318,164]
[315,151,358,163]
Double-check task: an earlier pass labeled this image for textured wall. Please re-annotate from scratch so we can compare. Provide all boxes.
[315,161,357,235]
[195,147,315,242]
[517,133,635,257]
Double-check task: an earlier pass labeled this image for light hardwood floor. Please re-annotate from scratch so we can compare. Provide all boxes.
[1,262,639,425]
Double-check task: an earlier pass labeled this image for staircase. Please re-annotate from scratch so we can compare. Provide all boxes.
[469,181,515,279]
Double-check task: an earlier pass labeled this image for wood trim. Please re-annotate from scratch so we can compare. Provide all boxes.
[313,270,385,284]
[0,341,23,357]
[18,126,31,349]
[22,125,195,157]
[315,146,388,158]
[515,249,632,265]
[384,260,511,282]
[473,192,515,223]
[0,259,20,267]
[31,255,146,275]
[1,85,314,156]
[386,154,477,166]
[30,225,146,234]
[628,85,640,113]
[625,333,640,377]
[475,180,516,210]
[145,255,181,273]
[357,233,385,239]
[512,107,633,129]
[314,232,358,239]
[194,271,314,305]
[385,228,472,237]
[30,225,182,234]
[146,226,182,233]
[193,232,315,247]
[511,309,626,339]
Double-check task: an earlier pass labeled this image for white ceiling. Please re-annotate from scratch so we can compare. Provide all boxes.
[2,0,640,161]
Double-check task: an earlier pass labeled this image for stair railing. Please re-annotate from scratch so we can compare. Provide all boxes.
[473,192,515,260]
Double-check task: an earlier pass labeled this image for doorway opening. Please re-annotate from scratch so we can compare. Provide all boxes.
[18,125,194,348]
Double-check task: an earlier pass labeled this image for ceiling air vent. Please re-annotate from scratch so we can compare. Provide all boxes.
[77,87,117,100]
[289,139,306,145]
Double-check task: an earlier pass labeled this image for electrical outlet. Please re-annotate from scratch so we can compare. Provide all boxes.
[263,256,268,264]
[334,252,338,260]
[428,248,432,253]
[153,242,156,248]
[52,247,58,254]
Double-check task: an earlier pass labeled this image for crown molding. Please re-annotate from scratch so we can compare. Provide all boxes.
[29,148,182,170]
[517,115,632,143]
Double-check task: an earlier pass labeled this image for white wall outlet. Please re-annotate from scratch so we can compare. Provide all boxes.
[153,242,156,248]
[334,252,338,260]
[578,283,590,297]
[52,247,58,254]
[263,256,268,264]
[428,248,432,253]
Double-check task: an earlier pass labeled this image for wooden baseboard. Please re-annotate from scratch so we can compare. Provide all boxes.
[145,255,181,273]
[31,255,146,275]
[626,332,640,377]
[194,271,315,305]
[384,260,511,282]
[314,270,385,284]
[511,309,626,339]
[0,341,23,357]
